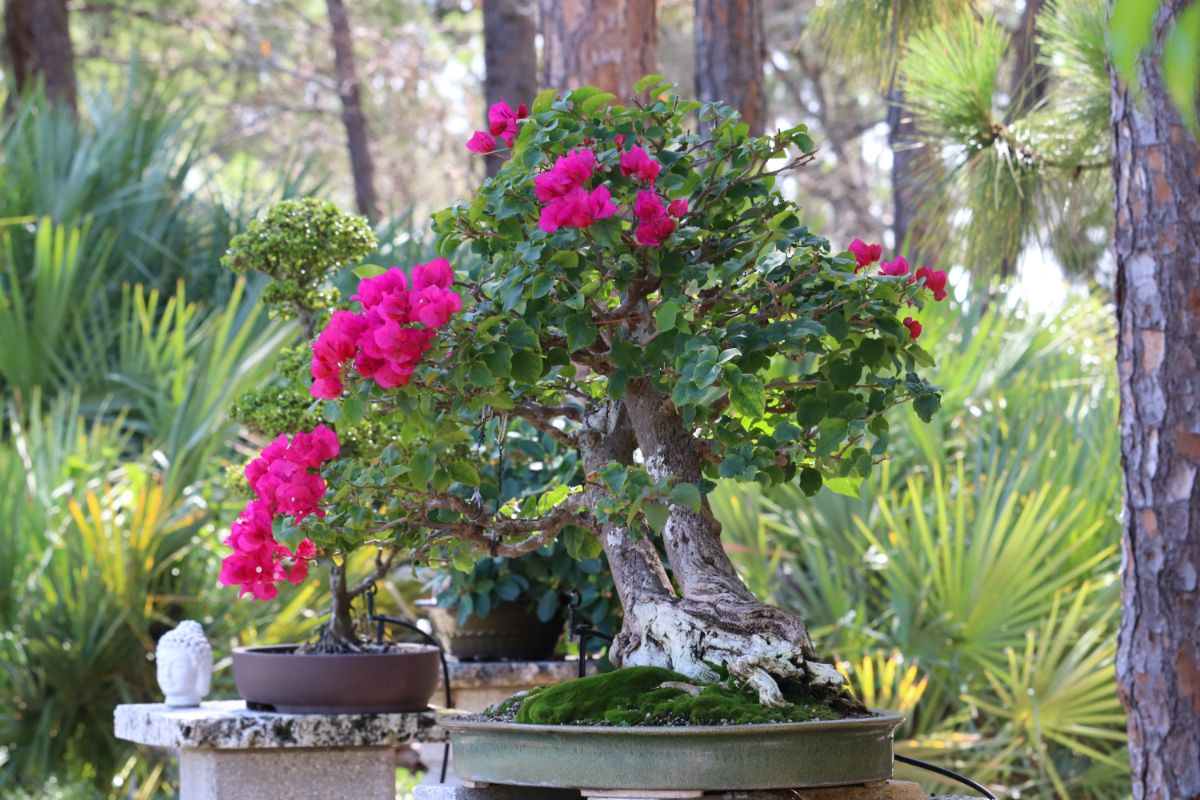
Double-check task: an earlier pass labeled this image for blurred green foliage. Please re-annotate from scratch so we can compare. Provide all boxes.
[713,282,1124,799]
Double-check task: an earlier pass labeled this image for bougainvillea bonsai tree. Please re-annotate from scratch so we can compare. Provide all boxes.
[221,77,945,705]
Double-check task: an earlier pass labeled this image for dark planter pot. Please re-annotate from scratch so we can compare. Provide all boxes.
[232,644,440,713]
[424,602,563,661]
[443,711,905,791]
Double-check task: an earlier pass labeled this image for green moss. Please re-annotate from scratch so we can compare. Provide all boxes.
[512,666,852,727]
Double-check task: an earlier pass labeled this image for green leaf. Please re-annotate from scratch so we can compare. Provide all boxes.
[341,395,365,427]
[824,475,863,498]
[532,88,558,114]
[536,590,559,622]
[669,483,702,513]
[1110,0,1160,83]
[798,467,822,497]
[581,92,619,116]
[410,452,435,489]
[914,393,941,423]
[634,74,670,94]
[727,374,766,418]
[655,300,682,331]
[795,395,826,428]
[1164,4,1200,133]
[352,264,387,279]
[468,362,494,388]
[511,350,544,383]
[448,461,481,487]
[565,313,597,352]
[815,417,848,456]
[643,502,670,533]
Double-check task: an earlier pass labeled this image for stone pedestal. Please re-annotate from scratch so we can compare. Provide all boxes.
[414,782,931,800]
[115,701,444,800]
[421,659,596,785]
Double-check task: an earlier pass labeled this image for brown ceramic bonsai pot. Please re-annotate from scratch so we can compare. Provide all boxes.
[423,601,564,661]
[232,643,440,713]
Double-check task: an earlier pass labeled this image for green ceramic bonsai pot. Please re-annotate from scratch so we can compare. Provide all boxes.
[442,711,904,791]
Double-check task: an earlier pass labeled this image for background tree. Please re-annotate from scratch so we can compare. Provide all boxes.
[1110,1,1200,797]
[3,0,77,113]
[694,0,767,135]
[325,0,379,222]
[541,0,657,95]
[483,0,538,177]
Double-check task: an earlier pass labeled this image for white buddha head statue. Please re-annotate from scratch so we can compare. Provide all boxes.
[155,620,213,707]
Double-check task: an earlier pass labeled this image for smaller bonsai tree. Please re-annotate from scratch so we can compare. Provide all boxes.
[221,82,945,707]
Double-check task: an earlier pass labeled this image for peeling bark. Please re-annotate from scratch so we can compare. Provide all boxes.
[694,0,767,136]
[540,0,657,96]
[1111,2,1200,797]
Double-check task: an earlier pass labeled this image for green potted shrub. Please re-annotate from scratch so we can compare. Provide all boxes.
[423,539,618,661]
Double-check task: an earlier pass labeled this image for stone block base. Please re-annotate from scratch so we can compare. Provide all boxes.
[180,746,394,800]
[415,781,929,800]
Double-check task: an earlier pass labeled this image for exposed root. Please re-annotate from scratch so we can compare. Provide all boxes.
[611,596,855,709]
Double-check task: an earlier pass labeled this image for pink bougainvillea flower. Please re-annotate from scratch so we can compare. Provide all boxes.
[534,149,597,202]
[668,198,689,218]
[914,266,949,302]
[613,134,627,150]
[619,145,662,183]
[412,258,455,291]
[466,131,496,153]
[633,190,676,248]
[352,268,408,310]
[538,185,617,233]
[224,500,275,553]
[903,316,923,340]
[294,539,316,559]
[848,239,882,271]
[413,285,465,329]
[880,256,910,277]
[487,101,528,147]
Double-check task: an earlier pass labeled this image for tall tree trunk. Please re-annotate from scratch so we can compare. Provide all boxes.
[888,87,921,259]
[1111,2,1200,798]
[325,0,379,223]
[1008,0,1048,117]
[484,0,538,178]
[3,0,77,114]
[540,0,657,96]
[694,0,767,136]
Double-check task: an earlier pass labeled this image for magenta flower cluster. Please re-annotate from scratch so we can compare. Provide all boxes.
[310,259,463,398]
[219,425,340,600]
[848,238,950,340]
[466,101,530,153]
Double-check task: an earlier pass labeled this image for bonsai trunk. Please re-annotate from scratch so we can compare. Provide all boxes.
[581,389,847,707]
[307,558,363,653]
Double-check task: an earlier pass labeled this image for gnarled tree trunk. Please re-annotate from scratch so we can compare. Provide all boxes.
[578,380,845,707]
[540,0,657,96]
[484,0,538,178]
[1111,2,1200,797]
[694,0,767,136]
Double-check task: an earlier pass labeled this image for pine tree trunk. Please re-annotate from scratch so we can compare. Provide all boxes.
[694,0,767,136]
[3,0,77,114]
[325,0,379,223]
[887,86,920,259]
[484,0,538,178]
[1008,0,1048,116]
[1111,2,1200,797]
[540,0,657,96]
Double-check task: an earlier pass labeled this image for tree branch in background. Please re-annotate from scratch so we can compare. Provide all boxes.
[325,0,379,223]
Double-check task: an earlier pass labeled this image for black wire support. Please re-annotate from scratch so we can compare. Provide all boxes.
[894,753,996,799]
[364,585,452,783]
[566,589,614,678]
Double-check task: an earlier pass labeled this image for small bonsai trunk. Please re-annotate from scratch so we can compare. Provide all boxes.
[308,559,363,653]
